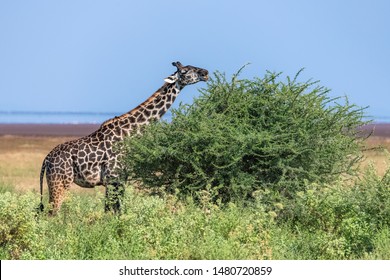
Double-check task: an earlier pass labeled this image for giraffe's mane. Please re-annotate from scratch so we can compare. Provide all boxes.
[100,82,171,128]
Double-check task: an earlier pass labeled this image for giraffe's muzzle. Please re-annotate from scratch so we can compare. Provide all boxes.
[200,70,209,82]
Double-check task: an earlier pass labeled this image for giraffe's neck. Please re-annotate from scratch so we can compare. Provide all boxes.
[98,81,183,138]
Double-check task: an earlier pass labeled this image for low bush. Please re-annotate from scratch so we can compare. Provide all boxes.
[281,184,374,258]
[0,187,273,260]
[0,191,43,259]
[0,166,389,260]
[274,163,390,259]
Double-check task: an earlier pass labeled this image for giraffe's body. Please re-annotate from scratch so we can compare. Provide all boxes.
[39,62,208,214]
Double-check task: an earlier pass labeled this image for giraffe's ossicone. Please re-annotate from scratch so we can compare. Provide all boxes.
[39,62,208,214]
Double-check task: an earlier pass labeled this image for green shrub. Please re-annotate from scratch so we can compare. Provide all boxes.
[366,227,390,259]
[120,68,368,202]
[353,165,390,227]
[0,191,43,259]
[277,163,390,259]
[280,184,374,258]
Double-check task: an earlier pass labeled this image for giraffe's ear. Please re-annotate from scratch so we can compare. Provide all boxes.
[164,74,178,84]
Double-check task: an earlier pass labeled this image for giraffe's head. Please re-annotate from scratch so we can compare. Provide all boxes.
[164,61,209,86]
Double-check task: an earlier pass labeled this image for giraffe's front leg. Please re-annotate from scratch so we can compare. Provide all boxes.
[104,183,125,214]
[101,158,126,213]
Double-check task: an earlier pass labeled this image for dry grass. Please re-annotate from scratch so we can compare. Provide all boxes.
[1,135,390,194]
[361,136,390,176]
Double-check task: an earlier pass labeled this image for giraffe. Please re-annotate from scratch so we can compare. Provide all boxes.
[39,61,208,214]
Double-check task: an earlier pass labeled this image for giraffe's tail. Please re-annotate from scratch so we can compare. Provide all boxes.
[38,158,47,212]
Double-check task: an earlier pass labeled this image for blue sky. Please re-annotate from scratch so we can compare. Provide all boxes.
[1,0,389,121]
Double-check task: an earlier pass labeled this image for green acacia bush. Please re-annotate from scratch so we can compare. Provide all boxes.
[120,68,368,202]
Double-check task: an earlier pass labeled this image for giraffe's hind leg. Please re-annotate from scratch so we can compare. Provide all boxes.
[105,183,125,214]
[48,180,69,216]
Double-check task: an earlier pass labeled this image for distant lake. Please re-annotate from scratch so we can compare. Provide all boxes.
[0,111,173,124]
[371,116,390,123]
[0,111,385,124]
